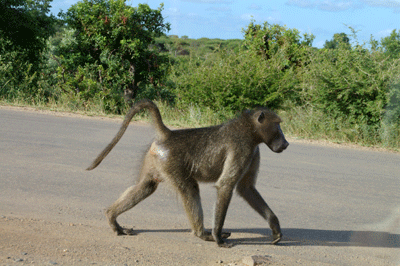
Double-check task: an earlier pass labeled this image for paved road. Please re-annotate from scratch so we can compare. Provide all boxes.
[1,107,399,265]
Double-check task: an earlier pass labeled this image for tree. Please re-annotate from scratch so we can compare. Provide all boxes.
[323,33,350,49]
[381,29,400,59]
[243,21,315,69]
[0,0,56,68]
[59,0,170,104]
[0,0,58,100]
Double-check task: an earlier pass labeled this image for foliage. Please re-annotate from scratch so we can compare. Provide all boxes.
[380,29,400,59]
[154,35,243,58]
[323,33,350,49]
[167,23,400,149]
[243,20,315,69]
[295,35,400,147]
[302,38,400,123]
[170,21,316,113]
[0,0,57,69]
[0,0,57,100]
[52,0,170,111]
[1,3,400,150]
[171,49,297,112]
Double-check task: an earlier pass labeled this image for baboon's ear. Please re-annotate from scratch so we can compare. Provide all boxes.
[257,112,266,123]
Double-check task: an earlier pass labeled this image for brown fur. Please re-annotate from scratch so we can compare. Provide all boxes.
[87,99,289,247]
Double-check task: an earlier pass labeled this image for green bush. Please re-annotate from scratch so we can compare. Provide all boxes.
[52,0,171,108]
[171,48,299,112]
[299,44,400,126]
[243,20,314,69]
[0,44,52,103]
[2,6,400,150]
[380,77,400,148]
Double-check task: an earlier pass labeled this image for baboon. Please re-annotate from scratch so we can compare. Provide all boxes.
[87,99,289,247]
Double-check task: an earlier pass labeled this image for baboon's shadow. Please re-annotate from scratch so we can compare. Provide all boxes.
[134,228,399,248]
[229,228,399,248]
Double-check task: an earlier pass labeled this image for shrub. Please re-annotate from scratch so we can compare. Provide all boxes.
[171,48,301,112]
[299,44,398,127]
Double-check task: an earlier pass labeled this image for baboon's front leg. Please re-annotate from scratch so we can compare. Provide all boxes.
[106,179,159,235]
[236,149,282,244]
[237,185,282,244]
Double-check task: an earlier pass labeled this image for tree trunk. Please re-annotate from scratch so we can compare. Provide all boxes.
[123,83,137,106]
[124,64,139,106]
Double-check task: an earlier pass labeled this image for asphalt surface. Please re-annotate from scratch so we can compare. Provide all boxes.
[0,107,399,265]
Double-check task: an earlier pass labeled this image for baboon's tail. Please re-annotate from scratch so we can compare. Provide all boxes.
[86,99,170,171]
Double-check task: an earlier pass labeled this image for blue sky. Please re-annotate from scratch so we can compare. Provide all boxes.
[50,0,400,48]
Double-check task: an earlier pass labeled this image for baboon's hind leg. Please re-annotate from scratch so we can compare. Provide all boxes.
[106,177,159,235]
[173,178,231,243]
[173,178,209,240]
[236,150,282,244]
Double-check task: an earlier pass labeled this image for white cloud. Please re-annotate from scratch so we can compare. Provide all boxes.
[240,13,254,21]
[62,0,78,5]
[187,12,201,19]
[164,7,182,21]
[206,6,232,12]
[361,0,400,12]
[286,0,316,8]
[318,1,355,11]
[240,13,280,25]
[180,0,233,3]
[315,39,326,48]
[287,0,400,12]
[266,16,281,24]
[166,7,180,15]
[361,0,400,8]
[248,3,262,10]
[286,0,362,12]
[377,28,395,38]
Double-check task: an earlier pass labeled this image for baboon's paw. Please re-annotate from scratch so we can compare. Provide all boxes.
[221,232,231,239]
[271,233,282,245]
[217,240,234,248]
[117,228,136,236]
[197,231,214,241]
[198,231,230,241]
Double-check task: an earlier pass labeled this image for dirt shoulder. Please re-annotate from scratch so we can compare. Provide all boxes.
[2,213,397,266]
[0,215,318,266]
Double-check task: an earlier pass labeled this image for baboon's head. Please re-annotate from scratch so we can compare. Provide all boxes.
[252,109,289,153]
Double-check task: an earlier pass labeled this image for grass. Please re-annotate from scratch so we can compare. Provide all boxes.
[0,96,232,128]
[1,97,398,153]
[278,105,400,152]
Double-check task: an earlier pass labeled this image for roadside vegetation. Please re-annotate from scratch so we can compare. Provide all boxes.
[1,0,400,150]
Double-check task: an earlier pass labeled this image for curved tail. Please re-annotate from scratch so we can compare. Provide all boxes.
[86,99,171,171]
